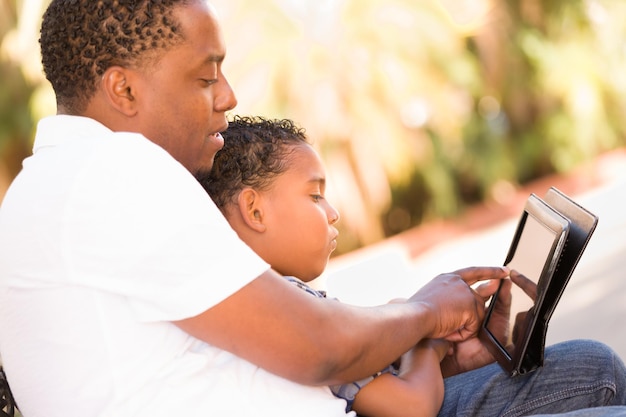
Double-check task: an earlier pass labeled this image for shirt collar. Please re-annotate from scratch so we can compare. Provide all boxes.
[33,115,115,153]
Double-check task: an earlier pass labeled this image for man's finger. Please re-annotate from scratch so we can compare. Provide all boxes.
[473,279,501,300]
[452,266,510,286]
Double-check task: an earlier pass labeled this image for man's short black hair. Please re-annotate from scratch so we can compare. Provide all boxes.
[40,0,188,113]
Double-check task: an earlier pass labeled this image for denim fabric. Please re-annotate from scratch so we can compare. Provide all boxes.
[439,340,626,417]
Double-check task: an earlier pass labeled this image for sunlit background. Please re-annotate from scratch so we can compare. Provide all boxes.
[2,0,626,255]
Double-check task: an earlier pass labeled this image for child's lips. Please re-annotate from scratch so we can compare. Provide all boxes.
[330,232,339,252]
[208,132,224,148]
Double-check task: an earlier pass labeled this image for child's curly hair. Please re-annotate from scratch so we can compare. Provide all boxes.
[201,115,310,212]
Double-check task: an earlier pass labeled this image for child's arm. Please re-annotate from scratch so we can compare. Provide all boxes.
[350,339,450,417]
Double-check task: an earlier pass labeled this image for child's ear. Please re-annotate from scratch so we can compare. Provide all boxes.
[101,66,138,116]
[237,188,267,233]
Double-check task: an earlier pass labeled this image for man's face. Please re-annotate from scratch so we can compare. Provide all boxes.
[133,0,237,175]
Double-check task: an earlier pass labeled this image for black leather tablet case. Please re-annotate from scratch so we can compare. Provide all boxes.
[479,187,598,376]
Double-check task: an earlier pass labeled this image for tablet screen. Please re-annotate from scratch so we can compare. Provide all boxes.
[480,194,570,375]
[485,212,559,354]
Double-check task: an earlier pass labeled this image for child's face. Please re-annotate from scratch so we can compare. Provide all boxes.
[256,143,340,281]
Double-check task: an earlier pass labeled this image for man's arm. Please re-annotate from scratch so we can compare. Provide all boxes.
[174,266,508,385]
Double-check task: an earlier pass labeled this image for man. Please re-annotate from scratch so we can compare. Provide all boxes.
[0,1,624,416]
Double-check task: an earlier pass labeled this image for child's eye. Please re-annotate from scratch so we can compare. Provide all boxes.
[311,194,323,202]
[199,78,217,87]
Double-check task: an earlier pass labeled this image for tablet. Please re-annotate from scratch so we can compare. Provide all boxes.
[479,188,599,376]
[479,193,570,376]
[540,187,599,321]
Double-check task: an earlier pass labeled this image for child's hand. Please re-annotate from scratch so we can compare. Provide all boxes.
[400,339,450,375]
[418,339,451,362]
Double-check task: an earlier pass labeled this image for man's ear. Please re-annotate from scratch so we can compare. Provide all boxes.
[237,188,266,233]
[101,66,138,117]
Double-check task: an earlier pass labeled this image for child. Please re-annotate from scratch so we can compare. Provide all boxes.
[201,115,449,417]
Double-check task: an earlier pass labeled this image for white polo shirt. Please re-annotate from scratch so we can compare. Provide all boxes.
[0,116,352,417]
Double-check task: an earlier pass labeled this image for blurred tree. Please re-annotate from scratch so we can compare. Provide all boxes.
[214,0,626,254]
[0,0,51,197]
[3,0,626,255]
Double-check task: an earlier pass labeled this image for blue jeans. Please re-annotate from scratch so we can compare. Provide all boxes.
[440,340,626,417]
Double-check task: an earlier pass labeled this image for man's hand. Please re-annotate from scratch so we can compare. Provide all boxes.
[440,268,542,376]
[438,277,511,376]
[408,266,509,342]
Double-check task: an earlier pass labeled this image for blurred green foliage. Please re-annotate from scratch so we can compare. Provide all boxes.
[0,0,37,191]
[2,0,626,254]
